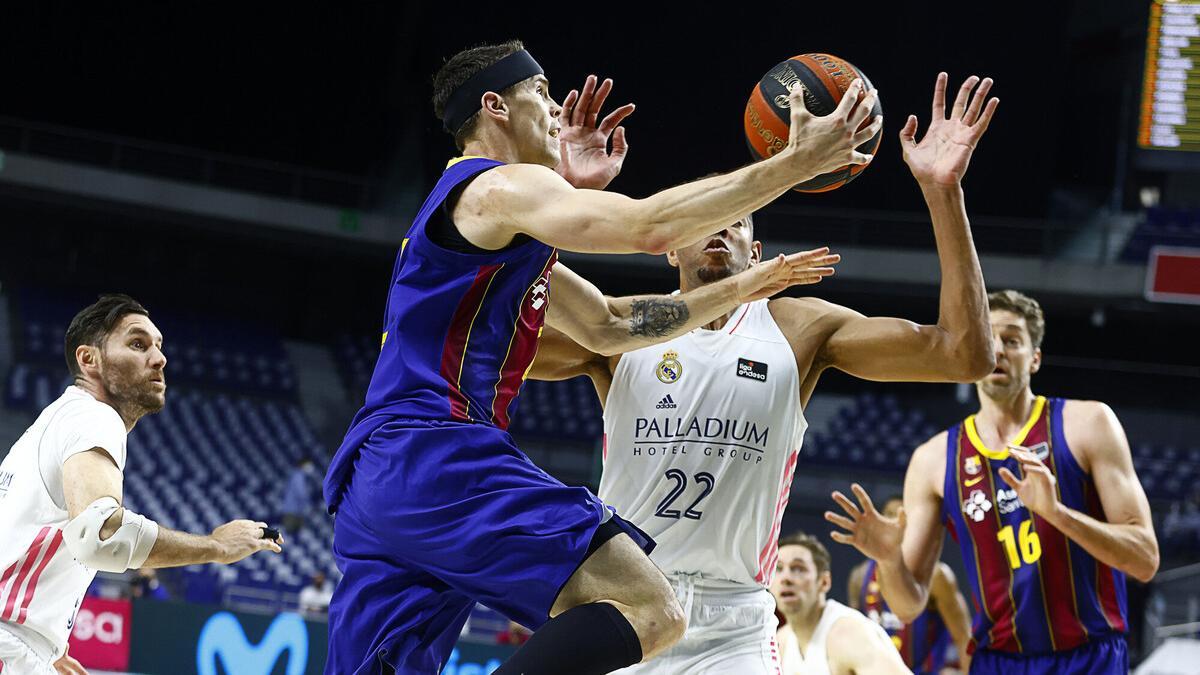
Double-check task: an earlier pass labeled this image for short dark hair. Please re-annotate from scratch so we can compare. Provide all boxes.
[778,532,831,575]
[988,289,1045,349]
[432,39,527,151]
[64,294,150,377]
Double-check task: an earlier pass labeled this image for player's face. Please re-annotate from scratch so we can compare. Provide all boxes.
[770,545,831,615]
[978,309,1041,400]
[505,76,562,167]
[98,315,167,415]
[669,219,760,285]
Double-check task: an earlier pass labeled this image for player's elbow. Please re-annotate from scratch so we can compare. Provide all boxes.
[943,336,995,382]
[1130,540,1160,583]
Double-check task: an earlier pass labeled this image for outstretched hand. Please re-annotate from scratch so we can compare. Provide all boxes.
[556,74,635,190]
[733,247,841,302]
[825,483,905,562]
[900,73,998,188]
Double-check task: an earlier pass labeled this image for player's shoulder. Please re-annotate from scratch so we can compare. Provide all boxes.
[1060,398,1117,425]
[55,388,123,430]
[1061,398,1128,462]
[768,296,860,334]
[827,605,890,652]
[912,429,950,463]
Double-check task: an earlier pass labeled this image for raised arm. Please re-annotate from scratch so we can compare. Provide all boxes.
[930,562,973,671]
[458,82,880,255]
[826,434,948,623]
[63,449,281,570]
[999,401,1159,583]
[547,249,838,357]
[812,74,998,383]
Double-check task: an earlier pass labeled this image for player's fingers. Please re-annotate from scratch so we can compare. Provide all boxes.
[783,247,830,265]
[832,79,864,120]
[598,103,635,136]
[931,72,948,120]
[587,77,614,127]
[561,89,579,123]
[831,490,862,518]
[997,467,1022,488]
[898,114,918,145]
[573,75,597,127]
[951,75,980,121]
[824,511,857,531]
[847,87,878,129]
[788,82,813,123]
[829,531,856,545]
[963,77,993,126]
[610,126,628,161]
[851,483,878,514]
[849,151,875,165]
[851,115,884,147]
[972,97,999,137]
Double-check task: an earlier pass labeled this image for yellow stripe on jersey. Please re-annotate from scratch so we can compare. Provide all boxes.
[965,396,1046,460]
[446,155,487,169]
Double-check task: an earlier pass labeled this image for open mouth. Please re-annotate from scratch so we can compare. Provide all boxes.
[703,238,730,254]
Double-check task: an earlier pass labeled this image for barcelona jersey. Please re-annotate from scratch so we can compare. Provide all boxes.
[859,559,953,673]
[324,156,557,512]
[941,396,1127,656]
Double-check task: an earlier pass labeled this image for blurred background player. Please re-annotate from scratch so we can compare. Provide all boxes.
[847,496,972,674]
[322,39,879,675]
[530,72,997,673]
[771,532,910,675]
[0,295,282,674]
[828,289,1159,674]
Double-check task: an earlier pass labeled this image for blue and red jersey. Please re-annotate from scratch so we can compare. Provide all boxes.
[942,396,1127,656]
[859,559,953,673]
[324,157,557,511]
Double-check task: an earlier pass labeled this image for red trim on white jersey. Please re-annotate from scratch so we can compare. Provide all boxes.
[756,449,799,584]
[1,527,52,621]
[15,530,64,625]
[727,305,752,335]
[769,635,781,674]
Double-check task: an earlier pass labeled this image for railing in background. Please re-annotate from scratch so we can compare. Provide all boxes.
[1146,562,1200,653]
[0,116,379,209]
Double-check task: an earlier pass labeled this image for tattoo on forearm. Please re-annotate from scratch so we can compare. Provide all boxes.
[629,298,690,337]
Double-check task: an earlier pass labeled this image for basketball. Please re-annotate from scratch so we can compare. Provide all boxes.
[744,53,883,192]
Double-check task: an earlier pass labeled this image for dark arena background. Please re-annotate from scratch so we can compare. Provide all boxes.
[1,3,1198,673]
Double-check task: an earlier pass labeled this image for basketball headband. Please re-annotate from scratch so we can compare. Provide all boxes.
[442,50,545,134]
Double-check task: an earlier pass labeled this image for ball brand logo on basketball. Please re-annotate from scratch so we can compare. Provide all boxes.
[767,63,802,93]
[745,103,786,156]
[656,350,683,384]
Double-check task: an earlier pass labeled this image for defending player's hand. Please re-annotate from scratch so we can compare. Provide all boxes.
[733,247,841,302]
[784,79,882,179]
[825,483,905,563]
[900,72,998,188]
[998,444,1061,520]
[53,648,88,675]
[556,74,635,190]
[210,519,284,564]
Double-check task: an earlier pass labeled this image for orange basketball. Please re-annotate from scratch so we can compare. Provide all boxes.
[744,53,882,193]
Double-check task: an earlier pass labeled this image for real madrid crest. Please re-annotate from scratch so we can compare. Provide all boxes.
[656,350,683,384]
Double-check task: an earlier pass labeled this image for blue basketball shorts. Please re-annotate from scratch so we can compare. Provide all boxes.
[970,634,1127,675]
[325,418,654,675]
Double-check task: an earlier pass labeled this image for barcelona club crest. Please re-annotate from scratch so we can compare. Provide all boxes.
[656,350,683,384]
[964,456,982,476]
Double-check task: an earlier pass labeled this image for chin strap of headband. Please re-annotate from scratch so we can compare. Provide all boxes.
[442,49,545,135]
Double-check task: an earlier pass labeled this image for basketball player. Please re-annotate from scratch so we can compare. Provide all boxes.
[322,40,880,675]
[847,496,971,674]
[771,533,910,674]
[827,290,1159,674]
[0,295,282,674]
[529,72,998,672]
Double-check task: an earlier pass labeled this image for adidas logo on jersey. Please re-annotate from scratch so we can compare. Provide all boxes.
[656,394,678,409]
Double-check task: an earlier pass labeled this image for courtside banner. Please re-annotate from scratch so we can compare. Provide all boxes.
[1146,246,1200,305]
[67,596,131,671]
[126,599,516,674]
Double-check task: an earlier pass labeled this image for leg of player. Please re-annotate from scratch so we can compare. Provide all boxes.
[493,533,686,674]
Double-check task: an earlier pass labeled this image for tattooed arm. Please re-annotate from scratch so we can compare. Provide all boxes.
[546,252,837,356]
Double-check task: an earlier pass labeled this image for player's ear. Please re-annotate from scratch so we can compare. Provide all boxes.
[76,344,101,377]
[749,240,763,265]
[480,91,508,124]
[819,570,832,594]
[1030,347,1042,375]
[666,249,680,268]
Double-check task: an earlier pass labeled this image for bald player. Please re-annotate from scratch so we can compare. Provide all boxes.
[529,72,998,672]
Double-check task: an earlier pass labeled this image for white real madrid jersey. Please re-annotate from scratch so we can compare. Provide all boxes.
[779,600,888,675]
[600,300,806,587]
[0,387,128,659]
